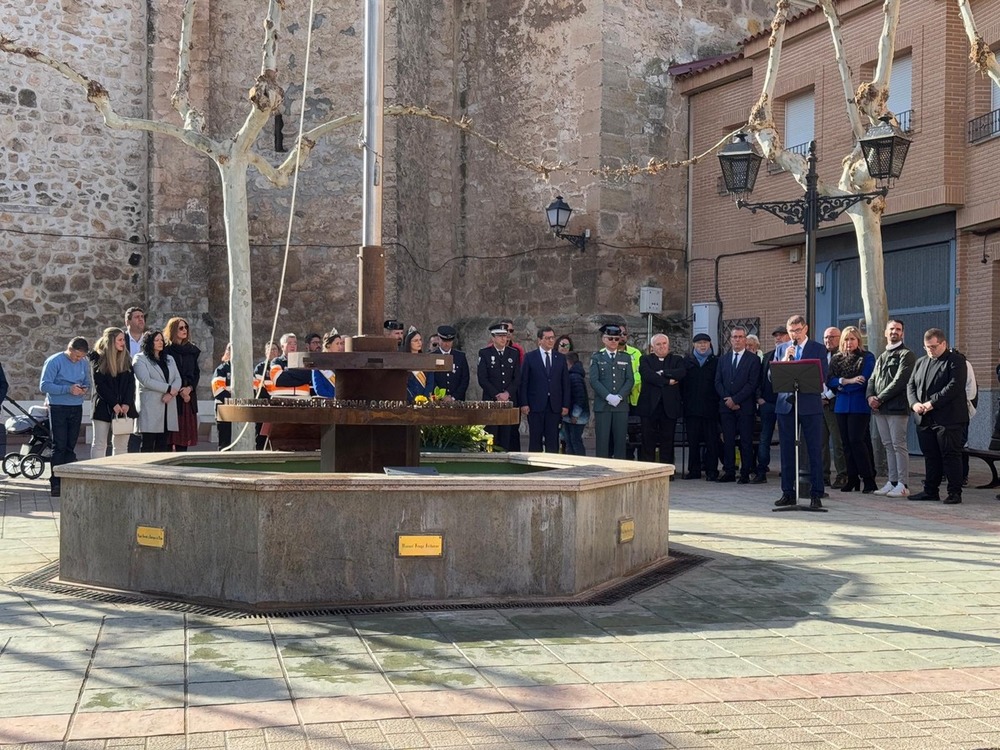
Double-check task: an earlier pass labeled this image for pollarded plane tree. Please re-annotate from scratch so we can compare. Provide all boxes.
[742,0,1000,354]
[1,0,554,449]
[2,0,355,449]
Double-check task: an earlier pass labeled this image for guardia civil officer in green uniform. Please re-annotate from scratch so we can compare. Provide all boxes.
[590,324,635,459]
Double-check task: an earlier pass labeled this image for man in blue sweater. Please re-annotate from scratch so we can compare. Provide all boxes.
[39,337,91,497]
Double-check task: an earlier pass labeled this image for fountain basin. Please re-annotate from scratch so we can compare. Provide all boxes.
[56,452,671,610]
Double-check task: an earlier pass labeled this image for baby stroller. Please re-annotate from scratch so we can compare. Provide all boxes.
[2,399,53,480]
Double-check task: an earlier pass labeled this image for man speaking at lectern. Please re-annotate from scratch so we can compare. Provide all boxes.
[774,314,828,509]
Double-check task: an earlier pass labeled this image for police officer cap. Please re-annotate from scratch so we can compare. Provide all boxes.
[692,333,712,343]
[771,325,788,336]
[599,324,623,337]
[384,319,404,331]
[437,325,457,341]
[489,323,509,336]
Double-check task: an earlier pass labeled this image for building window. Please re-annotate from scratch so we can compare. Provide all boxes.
[784,91,814,151]
[968,77,1000,142]
[771,91,814,174]
[719,318,760,353]
[886,55,912,131]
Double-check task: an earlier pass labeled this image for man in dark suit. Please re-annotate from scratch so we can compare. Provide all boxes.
[774,314,828,508]
[518,327,571,452]
[636,334,686,465]
[477,324,522,451]
[907,328,969,504]
[715,326,762,483]
[432,325,469,400]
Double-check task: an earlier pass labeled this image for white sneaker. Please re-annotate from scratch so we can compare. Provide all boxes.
[873,481,895,496]
[886,484,910,498]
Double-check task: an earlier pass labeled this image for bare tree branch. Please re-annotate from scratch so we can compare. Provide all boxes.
[171,0,206,132]
[0,36,217,156]
[956,0,1000,89]
[234,0,284,156]
[819,0,865,139]
[857,0,901,122]
[261,0,283,76]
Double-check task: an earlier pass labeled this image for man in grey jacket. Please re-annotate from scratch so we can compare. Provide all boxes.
[867,319,916,498]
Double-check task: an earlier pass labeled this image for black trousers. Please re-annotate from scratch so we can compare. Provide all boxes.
[217,420,233,450]
[719,405,755,477]
[49,404,82,492]
[916,422,965,496]
[685,416,719,476]
[141,432,169,452]
[487,423,519,452]
[640,405,676,464]
[836,412,875,480]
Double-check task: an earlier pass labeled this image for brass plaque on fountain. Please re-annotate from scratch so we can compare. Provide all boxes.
[137,525,166,549]
[617,518,635,545]
[397,534,444,558]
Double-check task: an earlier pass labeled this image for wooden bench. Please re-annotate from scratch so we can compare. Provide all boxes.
[963,447,1000,488]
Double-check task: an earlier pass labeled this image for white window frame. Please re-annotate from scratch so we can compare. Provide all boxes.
[784,91,814,150]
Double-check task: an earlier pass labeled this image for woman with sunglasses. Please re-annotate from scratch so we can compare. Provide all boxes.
[164,317,201,451]
[555,335,574,354]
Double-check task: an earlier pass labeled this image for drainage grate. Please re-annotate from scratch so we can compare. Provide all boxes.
[11,552,707,620]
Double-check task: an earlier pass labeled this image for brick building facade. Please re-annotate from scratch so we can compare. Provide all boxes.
[675,0,1000,446]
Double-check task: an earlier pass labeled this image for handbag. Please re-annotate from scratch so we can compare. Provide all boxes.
[111,415,136,436]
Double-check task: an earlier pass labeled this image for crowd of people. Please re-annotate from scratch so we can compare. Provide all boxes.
[30,306,203,496]
[4,304,994,509]
[679,315,979,510]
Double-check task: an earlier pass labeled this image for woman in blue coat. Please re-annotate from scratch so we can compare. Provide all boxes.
[828,325,877,493]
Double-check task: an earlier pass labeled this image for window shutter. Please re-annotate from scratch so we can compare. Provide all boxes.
[784,92,814,149]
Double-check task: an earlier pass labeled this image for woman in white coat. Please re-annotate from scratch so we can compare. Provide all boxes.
[132,330,182,452]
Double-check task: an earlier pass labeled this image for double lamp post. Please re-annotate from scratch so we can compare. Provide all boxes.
[717,116,912,330]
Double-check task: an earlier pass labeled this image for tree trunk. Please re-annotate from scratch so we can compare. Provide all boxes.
[217,158,256,450]
[847,201,889,355]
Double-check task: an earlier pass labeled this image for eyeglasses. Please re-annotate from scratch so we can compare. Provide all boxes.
[558,342,570,348]
[178,325,188,330]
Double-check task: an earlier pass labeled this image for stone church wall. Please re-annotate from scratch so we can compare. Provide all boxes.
[1,0,767,399]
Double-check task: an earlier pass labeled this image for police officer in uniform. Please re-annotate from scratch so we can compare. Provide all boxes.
[477,323,521,451]
[590,324,635,459]
[432,325,470,400]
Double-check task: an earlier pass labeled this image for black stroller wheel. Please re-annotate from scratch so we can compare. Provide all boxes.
[20,454,45,480]
[2,453,21,478]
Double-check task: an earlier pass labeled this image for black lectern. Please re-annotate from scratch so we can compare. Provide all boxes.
[770,359,827,512]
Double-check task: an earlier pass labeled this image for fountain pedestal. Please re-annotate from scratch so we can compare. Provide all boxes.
[218,337,519,472]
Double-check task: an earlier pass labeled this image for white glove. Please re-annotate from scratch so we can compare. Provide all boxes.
[606,394,621,407]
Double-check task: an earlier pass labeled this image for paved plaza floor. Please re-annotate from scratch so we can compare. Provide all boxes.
[2,452,1000,749]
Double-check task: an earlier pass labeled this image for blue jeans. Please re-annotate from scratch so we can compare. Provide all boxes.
[49,404,82,491]
[756,401,776,473]
[563,421,586,455]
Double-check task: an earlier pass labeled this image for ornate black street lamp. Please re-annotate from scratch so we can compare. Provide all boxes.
[718,118,911,330]
[545,195,589,252]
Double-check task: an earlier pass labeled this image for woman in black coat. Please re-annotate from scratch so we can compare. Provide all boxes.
[90,327,136,458]
[164,316,201,451]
